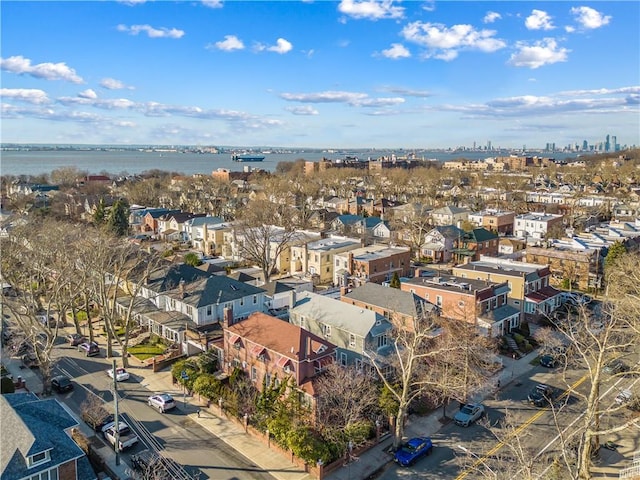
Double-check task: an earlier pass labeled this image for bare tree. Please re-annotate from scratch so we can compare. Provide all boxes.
[390,204,432,259]
[0,219,78,394]
[531,252,640,480]
[315,364,381,451]
[365,309,494,449]
[234,200,299,283]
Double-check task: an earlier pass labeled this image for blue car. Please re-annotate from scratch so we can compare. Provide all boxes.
[394,437,433,466]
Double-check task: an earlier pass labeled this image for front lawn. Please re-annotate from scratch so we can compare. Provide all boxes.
[128,343,165,360]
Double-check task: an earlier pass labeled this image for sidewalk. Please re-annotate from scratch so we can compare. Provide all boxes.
[1,339,539,480]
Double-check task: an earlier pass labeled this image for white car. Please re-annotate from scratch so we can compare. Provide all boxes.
[107,367,130,382]
[615,389,632,405]
[148,393,176,413]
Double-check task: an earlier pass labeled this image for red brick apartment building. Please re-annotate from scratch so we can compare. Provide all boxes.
[401,273,520,336]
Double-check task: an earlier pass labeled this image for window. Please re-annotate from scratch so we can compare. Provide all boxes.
[240,297,244,306]
[377,334,388,349]
[265,373,272,385]
[251,366,257,381]
[186,305,193,316]
[206,305,212,316]
[26,469,58,480]
[458,300,465,308]
[349,333,356,347]
[284,365,291,374]
[436,295,442,307]
[28,451,50,468]
[323,324,331,337]
[340,352,347,366]
[253,295,257,304]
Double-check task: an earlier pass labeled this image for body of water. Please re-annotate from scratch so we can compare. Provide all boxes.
[0,149,579,177]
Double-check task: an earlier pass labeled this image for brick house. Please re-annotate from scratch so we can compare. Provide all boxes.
[333,244,412,286]
[401,274,520,336]
[452,258,562,321]
[467,210,515,235]
[452,228,499,263]
[222,311,336,405]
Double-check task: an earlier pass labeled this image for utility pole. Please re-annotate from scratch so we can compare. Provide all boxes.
[112,358,120,466]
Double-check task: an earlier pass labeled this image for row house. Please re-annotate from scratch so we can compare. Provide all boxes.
[341,282,438,330]
[401,274,519,336]
[289,235,361,284]
[421,225,464,263]
[223,226,321,276]
[514,212,564,240]
[452,228,499,263]
[526,240,605,291]
[157,212,206,242]
[333,244,411,287]
[1,393,96,480]
[142,209,181,234]
[452,258,562,321]
[468,210,515,235]
[222,311,336,407]
[289,291,393,370]
[471,188,514,204]
[7,182,60,197]
[430,205,471,226]
[184,216,228,256]
[524,191,569,205]
[130,207,173,232]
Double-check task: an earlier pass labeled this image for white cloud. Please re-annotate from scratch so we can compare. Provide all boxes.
[384,87,431,97]
[483,11,501,24]
[570,6,611,30]
[0,55,83,83]
[78,89,98,99]
[338,0,404,20]
[381,43,411,59]
[280,90,404,107]
[100,78,133,90]
[509,38,569,69]
[0,88,50,104]
[116,24,185,39]
[202,0,223,8]
[209,35,245,51]
[525,10,555,30]
[116,0,147,5]
[564,25,576,33]
[267,38,293,54]
[401,22,506,60]
[286,105,319,115]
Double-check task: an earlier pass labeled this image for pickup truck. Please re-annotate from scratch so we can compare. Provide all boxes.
[102,421,139,451]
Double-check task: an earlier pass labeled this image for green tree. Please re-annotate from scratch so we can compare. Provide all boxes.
[389,272,401,289]
[604,241,626,268]
[93,198,106,224]
[193,373,224,400]
[1,376,16,394]
[184,252,202,267]
[106,199,130,236]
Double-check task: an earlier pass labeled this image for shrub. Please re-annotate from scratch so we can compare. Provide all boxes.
[1,376,15,394]
[520,321,531,337]
[513,333,526,346]
[193,374,224,400]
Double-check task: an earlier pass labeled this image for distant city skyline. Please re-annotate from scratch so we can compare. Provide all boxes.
[1,1,638,148]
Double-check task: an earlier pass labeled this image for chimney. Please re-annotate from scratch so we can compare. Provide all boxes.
[179,279,186,298]
[340,286,347,298]
[289,290,297,310]
[223,306,233,328]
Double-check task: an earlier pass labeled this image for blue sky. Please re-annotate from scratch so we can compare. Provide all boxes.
[1,1,638,149]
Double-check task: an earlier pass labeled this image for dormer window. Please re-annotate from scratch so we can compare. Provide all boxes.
[28,450,51,468]
[323,324,331,337]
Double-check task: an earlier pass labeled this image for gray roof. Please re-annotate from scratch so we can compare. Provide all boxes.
[1,393,87,480]
[343,283,427,318]
[167,275,265,308]
[261,280,295,296]
[291,291,389,338]
[146,263,212,293]
[479,304,520,323]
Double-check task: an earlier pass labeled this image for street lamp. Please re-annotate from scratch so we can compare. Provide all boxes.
[457,445,496,478]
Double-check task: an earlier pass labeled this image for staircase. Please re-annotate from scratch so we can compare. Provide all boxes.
[504,335,524,358]
[129,331,151,347]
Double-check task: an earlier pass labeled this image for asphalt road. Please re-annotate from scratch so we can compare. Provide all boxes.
[48,339,276,480]
[374,350,640,480]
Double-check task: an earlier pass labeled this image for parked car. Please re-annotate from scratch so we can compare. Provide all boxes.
[615,389,632,405]
[107,367,130,382]
[78,341,100,357]
[603,359,629,375]
[21,352,39,369]
[102,421,139,451]
[67,333,85,346]
[51,375,73,393]
[539,354,557,368]
[394,437,433,466]
[82,408,114,432]
[148,393,176,413]
[454,403,485,427]
[528,384,555,407]
[131,449,182,480]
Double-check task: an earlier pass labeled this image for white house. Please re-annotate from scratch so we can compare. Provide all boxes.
[514,212,564,240]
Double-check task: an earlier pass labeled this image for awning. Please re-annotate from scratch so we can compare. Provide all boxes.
[228,334,241,345]
[276,356,292,368]
[250,345,266,356]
